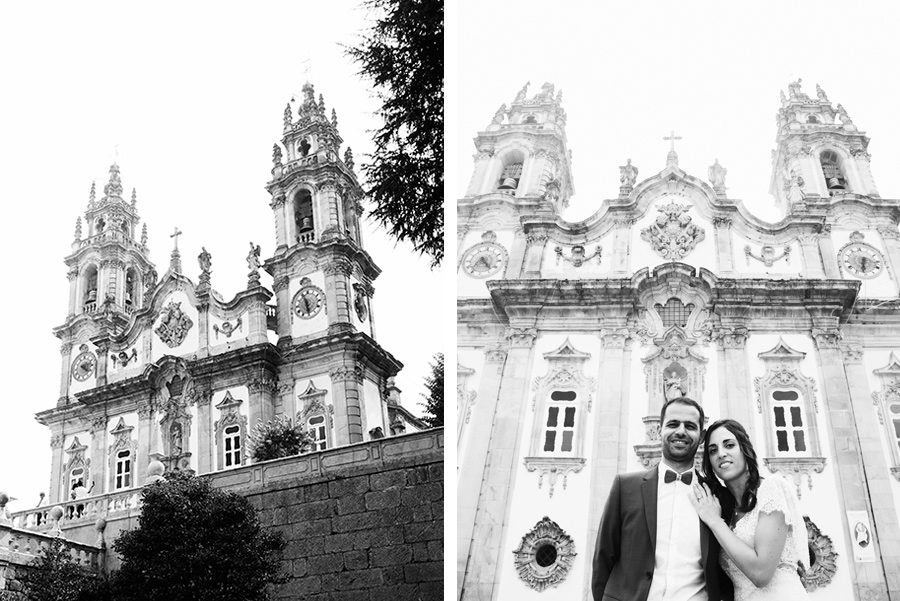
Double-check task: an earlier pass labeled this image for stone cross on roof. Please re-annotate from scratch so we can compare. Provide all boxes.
[170,227,183,251]
[663,130,682,168]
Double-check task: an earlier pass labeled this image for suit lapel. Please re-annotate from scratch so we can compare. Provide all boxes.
[642,468,658,550]
[697,472,710,567]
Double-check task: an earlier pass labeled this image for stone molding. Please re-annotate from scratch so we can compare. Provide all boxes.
[523,457,585,498]
[600,328,631,349]
[248,374,278,394]
[329,365,364,383]
[272,276,290,292]
[505,327,537,349]
[763,457,826,498]
[50,435,64,449]
[484,345,508,363]
[811,327,842,350]
[512,516,577,592]
[323,261,353,277]
[715,326,749,349]
[800,516,838,592]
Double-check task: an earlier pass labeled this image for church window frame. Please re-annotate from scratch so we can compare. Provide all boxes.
[297,380,334,452]
[114,450,132,490]
[495,149,526,195]
[82,263,99,312]
[214,391,248,470]
[63,436,91,499]
[655,297,694,329]
[524,339,593,497]
[223,424,242,467]
[755,339,826,490]
[108,417,138,492]
[872,353,900,481]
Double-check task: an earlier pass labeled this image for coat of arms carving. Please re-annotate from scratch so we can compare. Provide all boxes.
[155,301,194,348]
[640,200,706,260]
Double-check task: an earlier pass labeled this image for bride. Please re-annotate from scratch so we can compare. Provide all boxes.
[689,419,809,600]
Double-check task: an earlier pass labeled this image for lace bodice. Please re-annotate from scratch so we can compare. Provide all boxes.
[719,477,808,600]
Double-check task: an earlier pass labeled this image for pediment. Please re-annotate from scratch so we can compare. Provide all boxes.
[758,338,806,362]
[109,416,133,436]
[215,390,244,411]
[66,436,88,453]
[874,352,900,377]
[543,337,591,362]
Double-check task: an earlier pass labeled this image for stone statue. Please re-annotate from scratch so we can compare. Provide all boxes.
[344,147,354,170]
[272,144,282,167]
[198,247,212,274]
[247,242,261,271]
[836,103,854,127]
[787,78,803,99]
[708,159,727,188]
[171,422,183,456]
[492,104,507,125]
[536,82,555,102]
[619,159,638,187]
[787,168,806,203]
[815,83,828,102]
[779,89,787,105]
[514,82,529,103]
[664,372,686,401]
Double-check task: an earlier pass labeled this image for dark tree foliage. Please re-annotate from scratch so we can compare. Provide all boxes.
[420,352,444,427]
[17,538,100,601]
[110,472,286,601]
[249,415,312,462]
[348,0,444,267]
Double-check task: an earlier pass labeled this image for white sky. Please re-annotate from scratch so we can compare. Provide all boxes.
[451,1,900,225]
[0,2,444,509]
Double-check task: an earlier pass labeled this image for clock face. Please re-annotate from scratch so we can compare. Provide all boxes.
[840,244,883,279]
[462,242,508,278]
[292,286,325,319]
[71,352,97,381]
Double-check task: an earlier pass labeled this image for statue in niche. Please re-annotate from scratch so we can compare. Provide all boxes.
[664,372,687,401]
[786,168,806,204]
[170,422,183,457]
[619,159,638,187]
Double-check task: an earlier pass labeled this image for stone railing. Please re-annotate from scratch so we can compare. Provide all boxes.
[10,488,141,533]
[0,524,102,570]
[297,230,316,244]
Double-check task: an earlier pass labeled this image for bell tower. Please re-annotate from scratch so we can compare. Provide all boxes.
[64,164,155,328]
[770,79,879,213]
[463,81,574,213]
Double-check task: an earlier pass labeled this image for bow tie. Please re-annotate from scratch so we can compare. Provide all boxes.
[663,469,693,485]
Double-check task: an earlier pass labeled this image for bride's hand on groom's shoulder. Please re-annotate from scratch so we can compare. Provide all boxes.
[689,482,723,527]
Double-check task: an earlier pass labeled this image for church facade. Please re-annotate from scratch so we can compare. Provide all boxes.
[457,81,900,600]
[19,81,421,514]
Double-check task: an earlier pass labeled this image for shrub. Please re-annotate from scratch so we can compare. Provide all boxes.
[248,415,312,462]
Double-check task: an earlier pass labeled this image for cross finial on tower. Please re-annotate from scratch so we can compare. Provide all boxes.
[663,130,682,169]
[663,130,682,153]
[170,227,183,250]
[169,227,183,273]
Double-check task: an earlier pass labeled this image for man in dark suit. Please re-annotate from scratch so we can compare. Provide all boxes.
[592,397,732,601]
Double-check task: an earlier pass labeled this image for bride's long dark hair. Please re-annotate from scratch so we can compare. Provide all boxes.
[701,419,761,523]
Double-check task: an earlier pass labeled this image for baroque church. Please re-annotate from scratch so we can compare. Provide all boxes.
[8,82,423,534]
[457,80,900,601]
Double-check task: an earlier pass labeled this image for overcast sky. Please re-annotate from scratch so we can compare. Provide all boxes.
[0,1,444,509]
[450,1,900,225]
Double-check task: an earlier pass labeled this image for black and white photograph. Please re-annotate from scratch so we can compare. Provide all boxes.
[0,1,443,599]
[454,2,900,600]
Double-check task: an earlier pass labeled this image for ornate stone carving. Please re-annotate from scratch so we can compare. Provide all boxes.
[90,417,107,433]
[352,283,369,322]
[329,365,364,382]
[811,327,842,350]
[213,317,243,340]
[877,225,900,240]
[248,374,278,394]
[800,516,838,592]
[619,159,638,187]
[525,233,549,245]
[155,301,194,348]
[763,457,826,497]
[640,200,706,260]
[484,346,508,363]
[50,434,64,449]
[554,244,601,268]
[523,457,586,498]
[512,517,577,592]
[323,260,354,277]
[744,244,791,267]
[600,328,630,349]
[457,363,477,426]
[841,344,864,363]
[505,327,537,349]
[272,276,290,292]
[712,216,732,229]
[137,405,153,419]
[715,326,749,349]
[110,348,137,368]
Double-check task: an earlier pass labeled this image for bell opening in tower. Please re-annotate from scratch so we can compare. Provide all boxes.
[820,150,847,194]
[294,189,315,244]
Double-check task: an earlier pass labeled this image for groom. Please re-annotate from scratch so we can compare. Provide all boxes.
[592,397,732,601]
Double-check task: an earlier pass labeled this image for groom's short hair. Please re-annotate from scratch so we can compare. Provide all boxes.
[659,396,705,430]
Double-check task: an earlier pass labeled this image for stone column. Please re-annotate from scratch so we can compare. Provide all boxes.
[49,432,64,504]
[522,233,548,278]
[797,233,825,278]
[841,344,900,597]
[58,342,73,404]
[329,365,364,445]
[92,337,110,388]
[195,389,213,475]
[195,299,210,358]
[89,417,108,496]
[465,150,492,197]
[505,229,528,279]
[319,180,341,240]
[877,226,900,295]
[582,328,633,596]
[248,374,277,429]
[816,226,841,278]
[67,267,79,317]
[136,405,154,485]
[712,217,735,273]
[324,261,353,334]
[715,326,753,437]
[270,192,287,251]
[272,277,291,340]
[812,328,890,599]
[457,344,508,595]
[610,219,634,275]
[461,327,536,601]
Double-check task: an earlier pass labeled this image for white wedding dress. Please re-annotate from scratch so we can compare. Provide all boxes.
[719,476,809,600]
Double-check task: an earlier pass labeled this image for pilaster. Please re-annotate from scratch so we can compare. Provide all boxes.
[136,404,153,485]
[457,224,470,264]
[195,388,213,474]
[816,226,841,278]
[457,344,508,596]
[89,416,108,496]
[270,192,287,250]
[611,219,634,275]
[319,180,341,239]
[462,327,536,601]
[506,230,528,279]
[273,277,291,339]
[522,233,548,278]
[715,325,753,436]
[797,233,825,278]
[712,217,735,273]
[812,328,890,599]
[329,365,364,445]
[877,226,900,295]
[48,431,64,504]
[59,342,73,402]
[67,267,78,317]
[324,260,353,331]
[248,374,277,429]
[196,299,210,358]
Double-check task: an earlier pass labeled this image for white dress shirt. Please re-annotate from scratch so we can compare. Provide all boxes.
[645,460,707,601]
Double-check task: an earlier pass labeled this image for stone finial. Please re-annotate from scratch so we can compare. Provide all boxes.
[95,517,107,548]
[0,491,9,525]
[247,242,261,287]
[344,147,354,170]
[145,459,165,484]
[815,83,828,103]
[169,227,183,273]
[141,223,148,246]
[103,163,123,199]
[272,144,283,167]
[837,103,854,128]
[318,93,326,115]
[198,247,212,276]
[88,181,96,205]
[492,104,507,125]
[331,108,338,128]
[302,82,315,106]
[513,81,530,103]
[74,217,83,240]
[283,103,292,129]
[131,188,137,207]
[49,505,64,537]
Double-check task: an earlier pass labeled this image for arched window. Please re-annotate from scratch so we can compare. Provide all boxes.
[298,138,311,158]
[96,218,105,234]
[656,297,692,329]
[498,159,523,192]
[114,450,132,489]
[523,115,537,124]
[820,150,847,194]
[223,425,241,467]
[83,265,99,311]
[807,115,819,124]
[294,189,315,243]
